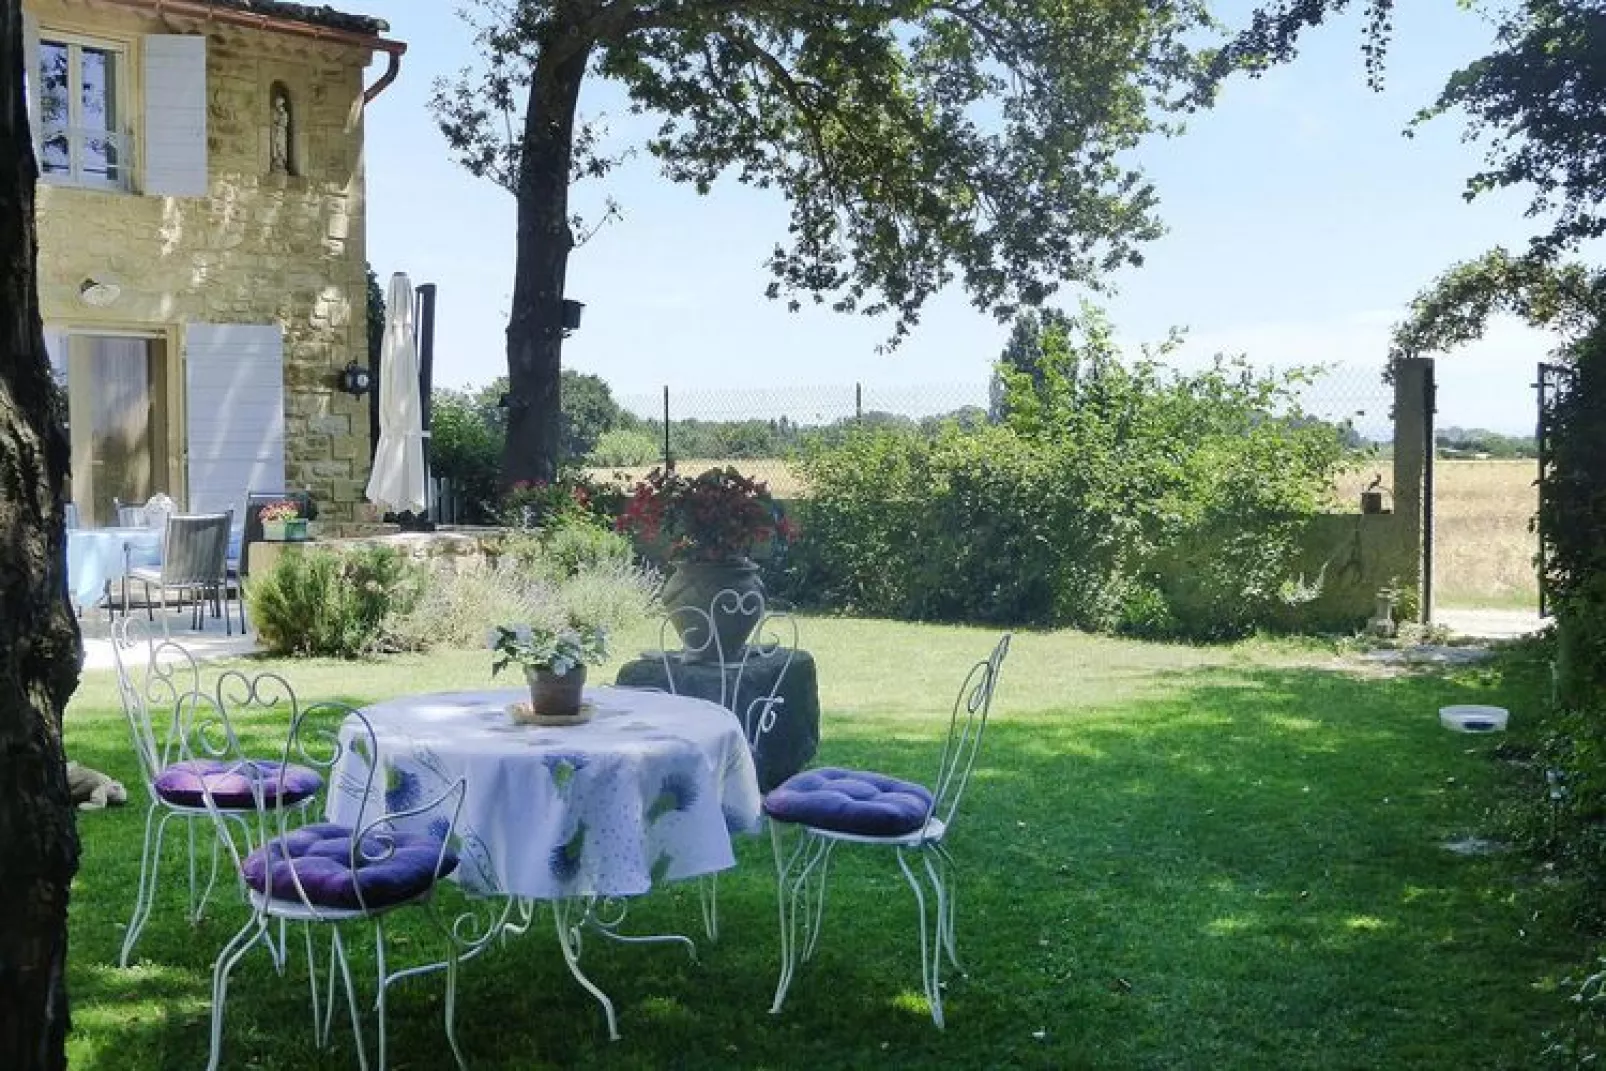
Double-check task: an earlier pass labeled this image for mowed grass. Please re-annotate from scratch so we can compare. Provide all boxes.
[63,619,1577,1069]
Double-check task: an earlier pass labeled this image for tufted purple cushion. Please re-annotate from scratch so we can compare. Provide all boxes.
[763,767,934,837]
[154,759,323,809]
[242,822,459,910]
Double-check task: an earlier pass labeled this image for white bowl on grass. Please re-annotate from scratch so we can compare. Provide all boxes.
[1439,704,1509,733]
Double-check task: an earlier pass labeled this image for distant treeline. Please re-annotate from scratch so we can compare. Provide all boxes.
[1436,426,1538,459]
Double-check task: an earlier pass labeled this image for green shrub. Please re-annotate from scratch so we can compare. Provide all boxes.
[588,428,660,467]
[486,516,636,582]
[246,545,423,657]
[787,303,1352,638]
[431,389,503,523]
[391,531,658,653]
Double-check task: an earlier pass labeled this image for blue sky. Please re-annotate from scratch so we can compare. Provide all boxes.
[356,0,1564,434]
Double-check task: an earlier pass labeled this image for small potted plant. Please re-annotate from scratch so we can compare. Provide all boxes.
[489,615,611,724]
[259,499,307,542]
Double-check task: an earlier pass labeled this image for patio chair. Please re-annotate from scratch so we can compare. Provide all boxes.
[764,633,1011,1028]
[640,590,797,940]
[198,671,469,1071]
[113,496,148,527]
[110,619,322,967]
[126,510,234,635]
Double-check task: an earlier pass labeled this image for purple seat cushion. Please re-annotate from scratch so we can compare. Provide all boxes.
[763,767,934,837]
[243,822,459,910]
[154,759,322,809]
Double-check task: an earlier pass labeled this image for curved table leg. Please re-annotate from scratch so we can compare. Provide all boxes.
[553,897,620,1041]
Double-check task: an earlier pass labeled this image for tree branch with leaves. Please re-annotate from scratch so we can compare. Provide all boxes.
[431,0,1211,485]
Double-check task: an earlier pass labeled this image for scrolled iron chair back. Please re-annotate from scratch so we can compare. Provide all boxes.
[201,671,464,921]
[733,605,798,751]
[659,587,798,751]
[110,616,204,797]
[927,633,1012,833]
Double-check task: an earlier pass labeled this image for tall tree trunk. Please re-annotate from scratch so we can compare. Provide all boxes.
[0,2,84,1068]
[503,26,591,487]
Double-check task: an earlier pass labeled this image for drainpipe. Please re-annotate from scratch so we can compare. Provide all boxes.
[362,46,403,104]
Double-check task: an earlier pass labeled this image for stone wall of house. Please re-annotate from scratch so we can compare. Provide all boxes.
[30,0,378,519]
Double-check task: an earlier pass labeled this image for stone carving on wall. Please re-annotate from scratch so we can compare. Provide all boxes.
[269,83,293,174]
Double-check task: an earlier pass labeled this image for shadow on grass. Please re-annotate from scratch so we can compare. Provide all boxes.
[65,657,1575,1070]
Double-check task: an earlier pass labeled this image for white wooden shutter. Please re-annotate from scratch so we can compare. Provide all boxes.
[185,324,284,514]
[22,11,40,160]
[143,35,207,196]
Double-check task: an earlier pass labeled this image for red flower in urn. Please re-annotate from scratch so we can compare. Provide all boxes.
[616,466,793,563]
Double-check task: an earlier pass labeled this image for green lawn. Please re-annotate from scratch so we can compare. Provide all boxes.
[62,619,1575,1069]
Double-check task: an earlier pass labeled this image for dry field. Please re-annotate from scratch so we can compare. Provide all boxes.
[599,458,1540,610]
[1428,459,1540,609]
[587,458,808,498]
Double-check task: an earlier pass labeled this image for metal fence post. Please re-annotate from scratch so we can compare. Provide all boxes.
[663,385,673,472]
[1421,359,1437,625]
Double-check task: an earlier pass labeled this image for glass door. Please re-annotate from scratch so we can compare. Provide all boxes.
[61,333,171,526]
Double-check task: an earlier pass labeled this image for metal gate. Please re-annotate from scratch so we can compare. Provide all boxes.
[1536,361,1576,617]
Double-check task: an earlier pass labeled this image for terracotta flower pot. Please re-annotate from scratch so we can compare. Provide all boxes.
[661,558,764,663]
[522,665,590,724]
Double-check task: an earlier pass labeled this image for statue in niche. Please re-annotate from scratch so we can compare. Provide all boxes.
[269,85,293,174]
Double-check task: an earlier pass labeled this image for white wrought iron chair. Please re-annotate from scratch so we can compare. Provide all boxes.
[126,509,234,634]
[197,670,470,1071]
[110,618,322,967]
[651,590,798,940]
[113,496,149,527]
[765,633,1011,1027]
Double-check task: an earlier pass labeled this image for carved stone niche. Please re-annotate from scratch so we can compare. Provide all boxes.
[268,81,297,176]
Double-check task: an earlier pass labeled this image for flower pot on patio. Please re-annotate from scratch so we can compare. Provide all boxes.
[661,558,764,663]
[262,520,287,542]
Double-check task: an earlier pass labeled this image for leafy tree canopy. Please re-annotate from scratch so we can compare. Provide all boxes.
[1201,1,1606,260]
[1389,247,1606,360]
[433,0,1212,347]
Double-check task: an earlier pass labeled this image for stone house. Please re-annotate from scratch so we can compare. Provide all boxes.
[23,0,404,524]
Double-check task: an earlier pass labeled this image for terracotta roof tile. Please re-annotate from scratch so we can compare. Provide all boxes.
[199,1,388,37]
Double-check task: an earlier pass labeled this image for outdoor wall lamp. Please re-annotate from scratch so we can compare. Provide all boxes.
[78,275,121,307]
[339,361,373,397]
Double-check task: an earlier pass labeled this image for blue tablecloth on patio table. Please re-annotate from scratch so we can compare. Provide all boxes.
[67,526,244,607]
[67,528,161,607]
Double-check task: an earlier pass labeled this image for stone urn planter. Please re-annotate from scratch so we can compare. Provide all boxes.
[516,665,590,726]
[661,558,764,663]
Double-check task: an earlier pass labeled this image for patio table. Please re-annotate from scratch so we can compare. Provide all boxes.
[67,525,245,611]
[66,527,162,608]
[325,686,763,1038]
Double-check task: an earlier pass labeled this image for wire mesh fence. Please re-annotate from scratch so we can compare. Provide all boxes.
[607,364,1396,494]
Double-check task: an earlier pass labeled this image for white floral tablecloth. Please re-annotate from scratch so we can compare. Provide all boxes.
[325,686,763,900]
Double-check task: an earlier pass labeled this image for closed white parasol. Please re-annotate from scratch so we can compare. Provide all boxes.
[365,272,427,516]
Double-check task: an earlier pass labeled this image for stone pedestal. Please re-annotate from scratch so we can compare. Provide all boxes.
[615,649,820,792]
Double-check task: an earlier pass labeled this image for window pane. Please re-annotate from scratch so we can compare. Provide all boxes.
[38,42,70,174]
[80,47,114,132]
[41,129,70,175]
[37,42,68,126]
[80,47,119,182]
